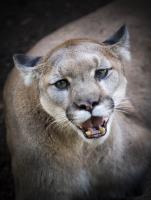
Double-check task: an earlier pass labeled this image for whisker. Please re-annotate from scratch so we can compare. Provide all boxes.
[115,108,130,114]
[114,96,136,116]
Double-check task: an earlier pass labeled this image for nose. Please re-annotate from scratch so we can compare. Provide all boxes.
[74,98,100,112]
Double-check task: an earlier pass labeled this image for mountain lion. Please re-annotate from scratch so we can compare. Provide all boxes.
[3,26,151,200]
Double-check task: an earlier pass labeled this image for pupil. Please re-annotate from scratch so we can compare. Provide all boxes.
[61,81,66,87]
[55,79,68,89]
[95,69,108,79]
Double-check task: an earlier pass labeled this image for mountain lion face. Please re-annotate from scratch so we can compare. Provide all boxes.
[13,26,130,144]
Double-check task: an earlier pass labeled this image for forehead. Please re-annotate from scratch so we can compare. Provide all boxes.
[46,41,118,77]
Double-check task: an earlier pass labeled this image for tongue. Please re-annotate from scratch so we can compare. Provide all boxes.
[81,117,104,131]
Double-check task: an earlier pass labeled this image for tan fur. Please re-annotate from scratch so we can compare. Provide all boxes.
[3,36,151,200]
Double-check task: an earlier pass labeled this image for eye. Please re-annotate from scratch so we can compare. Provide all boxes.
[95,68,112,80]
[54,79,69,90]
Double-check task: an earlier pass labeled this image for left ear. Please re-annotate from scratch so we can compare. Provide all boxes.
[13,54,42,86]
[103,25,131,61]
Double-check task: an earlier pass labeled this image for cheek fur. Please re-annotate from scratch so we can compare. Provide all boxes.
[100,70,119,95]
[113,76,127,107]
[47,87,69,108]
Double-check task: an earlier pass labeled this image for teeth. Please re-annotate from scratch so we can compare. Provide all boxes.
[85,130,92,136]
[79,125,82,129]
[104,117,109,122]
[85,127,106,137]
[99,127,106,135]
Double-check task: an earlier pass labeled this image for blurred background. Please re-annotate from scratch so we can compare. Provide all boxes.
[0,0,113,199]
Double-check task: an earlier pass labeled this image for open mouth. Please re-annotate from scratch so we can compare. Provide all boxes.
[78,117,108,139]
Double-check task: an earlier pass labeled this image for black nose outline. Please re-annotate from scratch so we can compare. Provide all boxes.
[74,99,100,112]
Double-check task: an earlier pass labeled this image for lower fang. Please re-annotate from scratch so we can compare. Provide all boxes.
[99,127,105,135]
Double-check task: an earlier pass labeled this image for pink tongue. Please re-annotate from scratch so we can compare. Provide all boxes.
[82,117,103,131]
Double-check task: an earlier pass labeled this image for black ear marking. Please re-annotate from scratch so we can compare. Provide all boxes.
[13,54,41,68]
[103,25,128,45]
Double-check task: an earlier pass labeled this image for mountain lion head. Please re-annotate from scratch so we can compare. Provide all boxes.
[13,25,131,144]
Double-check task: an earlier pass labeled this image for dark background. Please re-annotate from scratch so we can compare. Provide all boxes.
[0,0,113,199]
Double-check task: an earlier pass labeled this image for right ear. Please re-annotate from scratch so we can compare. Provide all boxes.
[103,25,131,61]
[13,54,42,86]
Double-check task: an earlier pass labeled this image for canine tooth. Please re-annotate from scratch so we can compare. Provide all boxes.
[79,125,82,129]
[85,130,92,136]
[99,127,105,135]
[104,117,108,122]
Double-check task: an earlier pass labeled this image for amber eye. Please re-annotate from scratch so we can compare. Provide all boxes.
[54,79,69,90]
[95,68,111,80]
